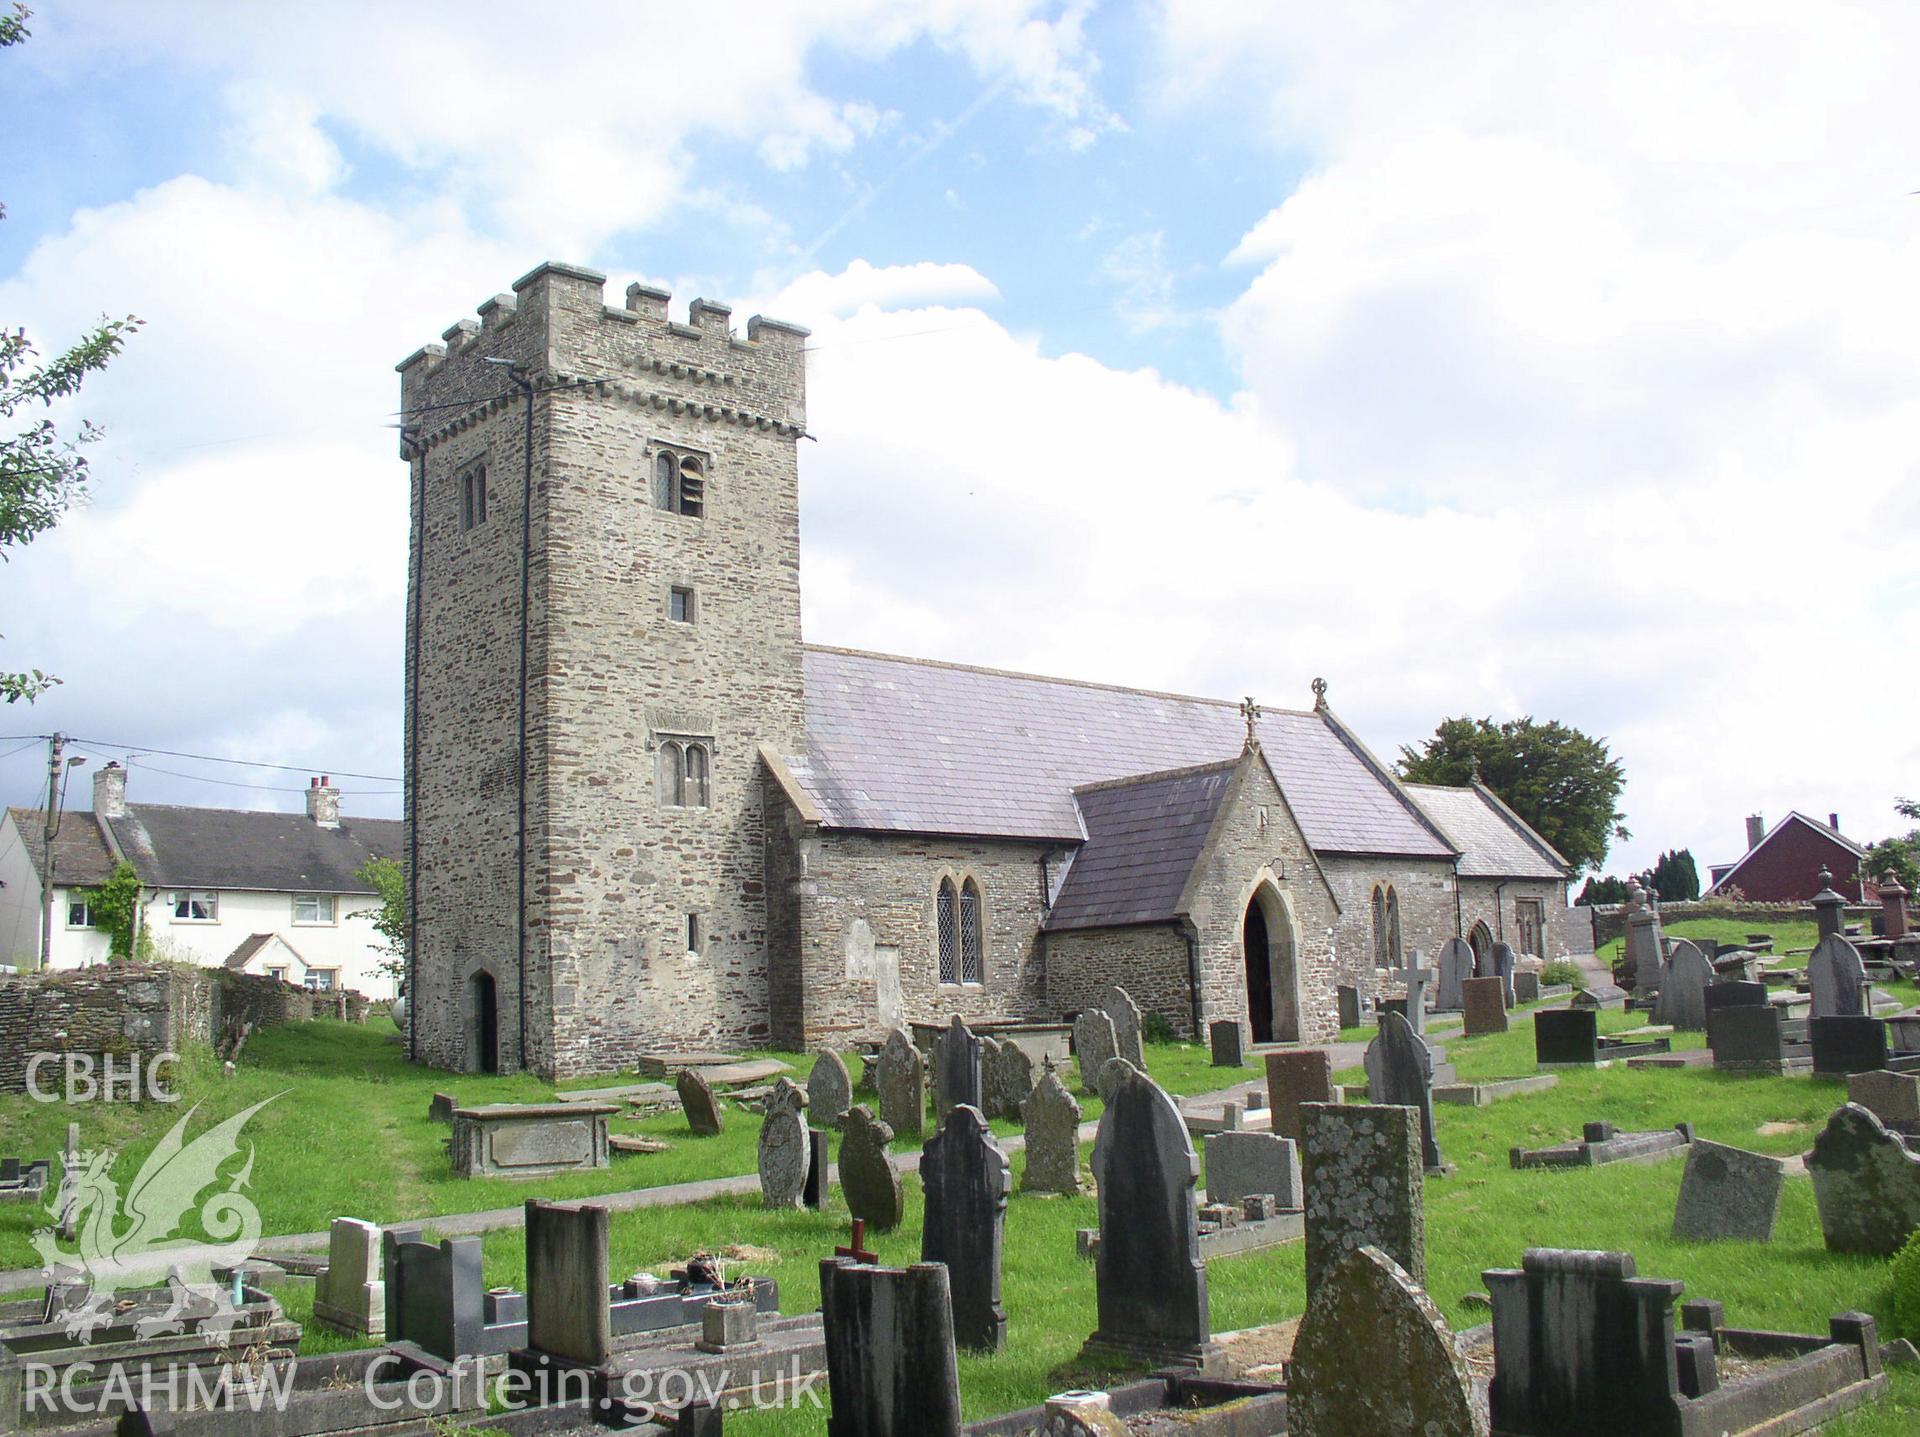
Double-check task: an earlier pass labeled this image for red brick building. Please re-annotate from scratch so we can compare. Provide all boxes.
[1707,811,1876,902]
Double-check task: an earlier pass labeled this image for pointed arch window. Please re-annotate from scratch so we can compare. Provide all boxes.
[1371,886,1390,968]
[1386,885,1403,966]
[958,878,983,985]
[936,878,959,985]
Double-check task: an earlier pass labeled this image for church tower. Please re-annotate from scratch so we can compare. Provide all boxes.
[399,262,808,1077]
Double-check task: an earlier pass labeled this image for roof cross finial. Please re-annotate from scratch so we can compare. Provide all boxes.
[1241,696,1263,751]
[1311,677,1328,710]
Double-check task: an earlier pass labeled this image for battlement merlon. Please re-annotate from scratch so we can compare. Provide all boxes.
[396,261,810,457]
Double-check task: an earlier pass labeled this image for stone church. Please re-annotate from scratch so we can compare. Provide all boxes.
[399,262,1571,1078]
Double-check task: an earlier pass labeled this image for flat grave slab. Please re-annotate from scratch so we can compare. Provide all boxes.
[1628,1049,1717,1069]
[1511,1120,1695,1170]
[1433,1074,1558,1107]
[1079,1209,1304,1263]
[554,1081,675,1105]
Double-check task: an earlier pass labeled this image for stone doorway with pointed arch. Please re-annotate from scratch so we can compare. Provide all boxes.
[1468,921,1495,977]
[1242,880,1302,1045]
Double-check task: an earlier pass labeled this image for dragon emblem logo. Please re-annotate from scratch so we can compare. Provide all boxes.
[32,1096,281,1341]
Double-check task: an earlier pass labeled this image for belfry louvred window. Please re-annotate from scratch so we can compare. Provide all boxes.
[653,447,706,517]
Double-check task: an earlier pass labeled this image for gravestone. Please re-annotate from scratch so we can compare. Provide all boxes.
[804,1128,833,1210]
[1513,971,1540,1005]
[1704,980,1769,1011]
[1204,1131,1302,1210]
[1654,940,1715,1031]
[1810,935,1871,1019]
[1208,1020,1244,1068]
[935,1015,983,1122]
[1100,985,1146,1070]
[808,1050,853,1130]
[1080,1064,1220,1371]
[678,1068,725,1136]
[1434,938,1474,1012]
[819,1258,962,1437]
[1624,882,1666,997]
[1572,984,1628,1010]
[1096,1055,1141,1106]
[1461,977,1508,1038]
[1848,1069,1920,1126]
[523,1200,612,1367]
[1392,950,1436,1037]
[1490,941,1518,1005]
[920,1105,1012,1351]
[982,1037,1034,1122]
[839,1104,904,1232]
[1809,1103,1920,1255]
[1364,1010,1445,1172]
[1265,1049,1337,1143]
[450,1102,615,1178]
[758,1078,811,1209]
[1302,1102,1424,1299]
[428,1093,457,1124]
[1814,867,1847,941]
[1671,1139,1787,1243]
[384,1228,484,1361]
[1288,1245,1485,1437]
[1708,1004,1810,1075]
[1811,1015,1892,1076]
[1020,1059,1083,1195]
[1073,1007,1118,1096]
[313,1217,386,1339]
[875,1027,926,1140]
[1336,984,1368,1029]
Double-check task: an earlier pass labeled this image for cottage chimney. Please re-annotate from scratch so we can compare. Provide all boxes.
[306,775,341,829]
[1829,812,1841,833]
[92,761,127,819]
[1745,814,1764,851]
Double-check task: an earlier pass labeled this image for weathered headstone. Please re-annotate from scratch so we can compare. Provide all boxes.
[1809,1103,1920,1255]
[1392,950,1436,1037]
[920,1105,1011,1351]
[313,1217,386,1338]
[1624,881,1666,998]
[1364,1010,1445,1172]
[1101,985,1147,1070]
[935,1015,983,1122]
[428,1092,457,1124]
[1434,938,1475,1012]
[1490,940,1518,1005]
[758,1077,810,1209]
[1813,867,1847,941]
[1080,1065,1219,1371]
[1336,984,1365,1029]
[1810,934,1871,1019]
[875,1027,926,1140]
[1654,940,1714,1031]
[678,1067,725,1136]
[1849,1069,1920,1126]
[982,1037,1034,1122]
[1288,1245,1485,1437]
[1671,1139,1786,1243]
[1265,1049,1337,1143]
[1302,1102,1424,1299]
[1513,970,1541,1005]
[1020,1059,1083,1194]
[1096,1055,1139,1106]
[1073,1007,1118,1096]
[1461,977,1509,1038]
[808,1050,853,1130]
[839,1104,904,1232]
[1208,1020,1244,1068]
[523,1200,611,1367]
[819,1258,962,1437]
[1204,1131,1302,1210]
[1572,984,1628,1010]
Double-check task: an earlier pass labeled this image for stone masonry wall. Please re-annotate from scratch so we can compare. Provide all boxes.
[1318,855,1457,988]
[1457,877,1573,958]
[1044,925,1191,1033]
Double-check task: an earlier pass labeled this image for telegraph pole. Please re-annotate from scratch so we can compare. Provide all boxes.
[39,734,66,971]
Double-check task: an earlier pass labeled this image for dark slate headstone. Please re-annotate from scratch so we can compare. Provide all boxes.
[1461,977,1508,1038]
[428,1093,457,1124]
[1809,1103,1920,1255]
[803,1128,832,1211]
[839,1105,904,1232]
[1811,1015,1891,1076]
[1364,1010,1444,1172]
[1336,984,1368,1029]
[875,1027,926,1140]
[678,1068,724,1137]
[1208,1020,1244,1068]
[1708,1004,1800,1071]
[808,1050,853,1130]
[758,1078,810,1209]
[935,1015,982,1122]
[1704,981,1769,1012]
[523,1200,611,1367]
[1810,934,1871,1019]
[1302,1102,1424,1300]
[1434,938,1474,1012]
[1265,1049,1337,1144]
[385,1227,484,1361]
[1671,1139,1787,1243]
[1654,940,1714,1031]
[819,1258,962,1437]
[1073,1007,1118,1096]
[1289,1245,1484,1437]
[920,1105,1011,1351]
[1080,1065,1219,1370]
[1490,941,1518,1005]
[1535,1009,1600,1065]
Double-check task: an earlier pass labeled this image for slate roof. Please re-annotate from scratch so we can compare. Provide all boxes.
[1044,762,1237,932]
[6,808,119,888]
[1402,783,1568,880]
[790,647,1452,856]
[106,805,403,894]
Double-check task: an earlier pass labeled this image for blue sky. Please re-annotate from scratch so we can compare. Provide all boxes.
[1,1,1917,882]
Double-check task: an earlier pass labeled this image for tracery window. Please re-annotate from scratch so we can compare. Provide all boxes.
[936,875,986,986]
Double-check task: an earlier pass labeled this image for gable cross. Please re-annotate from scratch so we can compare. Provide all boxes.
[1392,949,1435,1038]
[1240,696,1263,750]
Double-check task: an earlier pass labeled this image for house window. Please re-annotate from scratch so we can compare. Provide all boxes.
[686,913,703,956]
[655,739,712,808]
[459,462,488,531]
[668,586,695,623]
[936,876,985,986]
[653,447,706,518]
[304,969,338,992]
[267,966,287,982]
[66,898,94,928]
[171,890,219,922]
[293,894,336,925]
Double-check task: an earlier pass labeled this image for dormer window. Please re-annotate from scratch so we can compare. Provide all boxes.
[653,446,706,518]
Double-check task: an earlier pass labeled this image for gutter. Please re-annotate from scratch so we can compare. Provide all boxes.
[404,429,425,1063]
[509,367,534,1074]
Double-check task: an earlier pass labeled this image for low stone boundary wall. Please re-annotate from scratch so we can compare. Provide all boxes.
[1584,900,1877,948]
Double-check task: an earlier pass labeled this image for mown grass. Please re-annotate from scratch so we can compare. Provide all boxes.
[1596,915,1824,968]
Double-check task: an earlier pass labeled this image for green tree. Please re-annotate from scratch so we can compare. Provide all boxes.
[1397,715,1628,874]
[352,855,406,981]
[1577,874,1631,906]
[83,860,149,961]
[1865,797,1920,898]
[1,5,141,701]
[1650,848,1701,902]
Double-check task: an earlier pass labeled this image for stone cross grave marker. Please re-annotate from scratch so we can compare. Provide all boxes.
[1671,1139,1788,1243]
[1021,1057,1083,1194]
[839,1104,904,1232]
[677,1067,725,1137]
[808,1050,853,1130]
[1209,1019,1244,1068]
[836,1217,877,1264]
[1809,1102,1920,1255]
[819,1258,962,1437]
[935,1015,983,1123]
[1461,976,1508,1038]
[1654,939,1715,1031]
[982,1037,1033,1122]
[1364,1009,1446,1172]
[1393,950,1436,1037]
[313,1217,387,1339]
[1101,984,1147,1070]
[1204,1131,1302,1210]
[875,1027,925,1140]
[1265,1049,1336,1144]
[523,1200,612,1368]
[758,1077,810,1209]
[1434,938,1474,1012]
[1809,934,1871,1019]
[1302,1102,1424,1300]
[1289,1245,1485,1437]
[1073,1007,1118,1096]
[921,1104,1012,1351]
[1080,1064,1220,1371]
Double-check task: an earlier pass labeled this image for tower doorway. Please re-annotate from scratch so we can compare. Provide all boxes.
[468,970,500,1074]
[1243,885,1302,1045]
